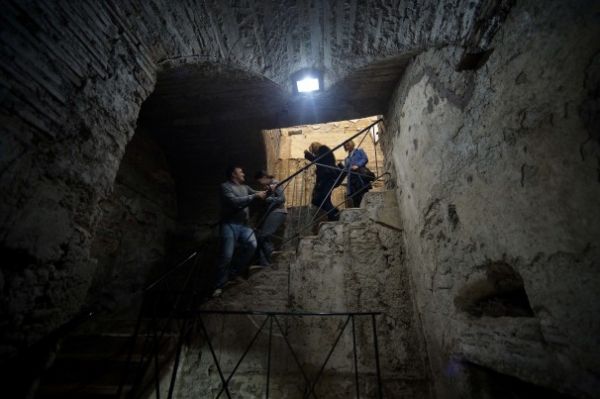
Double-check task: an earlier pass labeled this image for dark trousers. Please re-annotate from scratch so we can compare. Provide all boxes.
[312,180,339,221]
[349,191,365,208]
[348,175,367,207]
[257,211,286,266]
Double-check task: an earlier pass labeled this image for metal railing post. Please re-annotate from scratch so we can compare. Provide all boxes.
[198,316,232,399]
[117,296,145,397]
[351,315,360,399]
[166,317,188,399]
[266,315,273,399]
[152,311,162,399]
[272,316,317,399]
[215,316,270,399]
[372,125,379,178]
[371,314,383,399]
[303,315,351,399]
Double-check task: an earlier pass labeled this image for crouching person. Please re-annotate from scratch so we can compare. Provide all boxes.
[254,170,287,267]
[213,166,267,297]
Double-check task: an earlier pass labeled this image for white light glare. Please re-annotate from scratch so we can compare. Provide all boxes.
[296,77,320,93]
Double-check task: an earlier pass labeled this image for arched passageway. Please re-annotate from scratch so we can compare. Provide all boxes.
[84,56,407,322]
[1,0,497,357]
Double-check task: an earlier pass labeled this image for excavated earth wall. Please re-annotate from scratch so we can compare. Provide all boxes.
[380,1,600,397]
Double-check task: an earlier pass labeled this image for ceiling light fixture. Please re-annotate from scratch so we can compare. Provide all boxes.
[292,68,323,95]
[296,76,320,93]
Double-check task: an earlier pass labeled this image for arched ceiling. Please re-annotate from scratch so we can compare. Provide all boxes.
[141,54,412,128]
[0,0,514,364]
[152,0,505,90]
[137,53,413,221]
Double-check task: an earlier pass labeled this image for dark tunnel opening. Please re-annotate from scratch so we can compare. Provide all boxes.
[86,58,407,313]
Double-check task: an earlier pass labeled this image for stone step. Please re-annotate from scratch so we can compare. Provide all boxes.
[271,250,296,265]
[59,333,176,358]
[38,329,177,398]
[339,207,368,223]
[73,316,179,337]
[360,190,387,210]
[39,357,132,386]
[36,383,132,398]
[204,266,289,311]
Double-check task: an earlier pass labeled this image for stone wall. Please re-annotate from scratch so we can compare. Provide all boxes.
[380,1,600,398]
[0,0,524,373]
[88,130,177,309]
[281,117,383,166]
[287,192,430,398]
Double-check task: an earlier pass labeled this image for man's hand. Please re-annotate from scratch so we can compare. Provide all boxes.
[351,165,359,171]
[255,191,268,199]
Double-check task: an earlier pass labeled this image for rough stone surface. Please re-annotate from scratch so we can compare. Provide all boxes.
[379,1,600,397]
[2,2,595,399]
[288,191,429,397]
[88,130,177,308]
[171,191,429,398]
[206,267,290,313]
[1,1,501,356]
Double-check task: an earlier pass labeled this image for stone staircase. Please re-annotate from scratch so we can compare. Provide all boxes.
[184,190,430,399]
[206,262,290,312]
[34,191,428,399]
[35,309,178,399]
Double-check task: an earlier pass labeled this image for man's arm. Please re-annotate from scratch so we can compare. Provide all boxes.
[265,184,286,207]
[221,183,259,208]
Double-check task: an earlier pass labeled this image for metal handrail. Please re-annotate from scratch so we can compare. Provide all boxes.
[118,250,205,398]
[15,250,202,398]
[274,118,383,189]
[143,251,198,292]
[182,310,385,399]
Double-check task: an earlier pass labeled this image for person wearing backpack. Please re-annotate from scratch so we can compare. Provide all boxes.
[343,140,371,207]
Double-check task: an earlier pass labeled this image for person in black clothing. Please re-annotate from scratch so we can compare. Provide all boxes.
[304,142,341,221]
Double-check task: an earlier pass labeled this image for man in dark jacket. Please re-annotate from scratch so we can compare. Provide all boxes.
[213,166,267,297]
[304,142,340,221]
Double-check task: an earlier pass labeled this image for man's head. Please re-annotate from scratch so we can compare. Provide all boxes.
[226,165,245,184]
[254,170,274,186]
[343,140,355,152]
